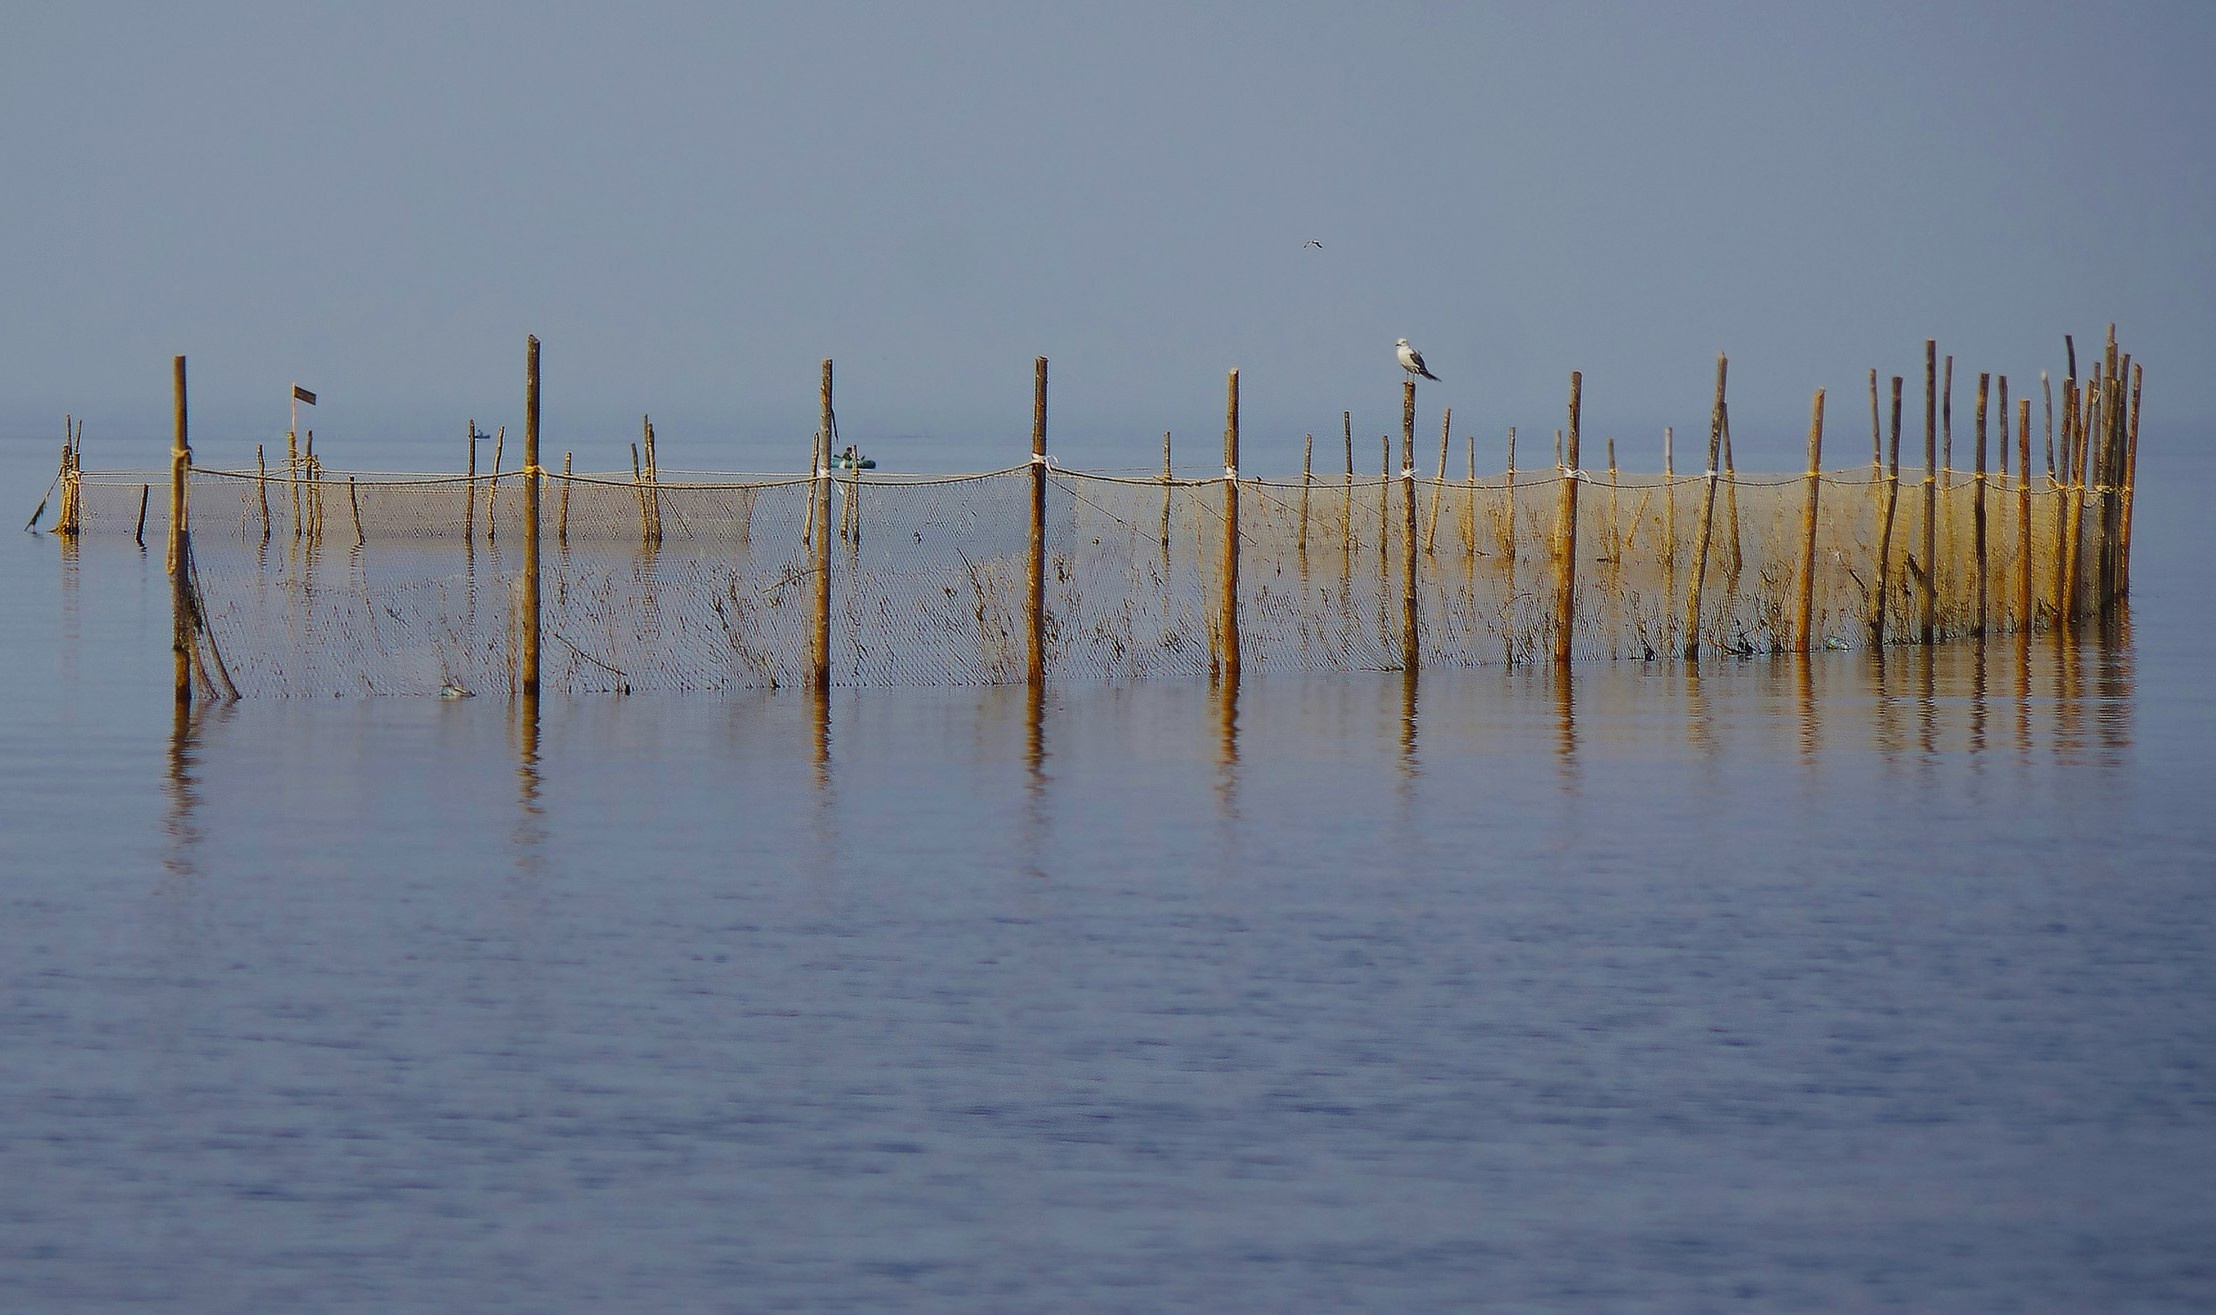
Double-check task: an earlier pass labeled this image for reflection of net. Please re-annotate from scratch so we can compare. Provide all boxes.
[66,464,2112,696]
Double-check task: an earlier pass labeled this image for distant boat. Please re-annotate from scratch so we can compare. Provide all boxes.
[831,446,875,470]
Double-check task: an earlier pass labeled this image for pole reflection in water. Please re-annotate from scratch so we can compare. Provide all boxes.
[160,696,222,882]
[1213,672,1240,828]
[807,686,839,887]
[1022,681,1050,882]
[511,692,546,867]
[1794,652,1819,762]
[1551,663,1578,794]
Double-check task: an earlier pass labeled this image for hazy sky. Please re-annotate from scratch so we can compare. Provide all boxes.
[5,1,2211,471]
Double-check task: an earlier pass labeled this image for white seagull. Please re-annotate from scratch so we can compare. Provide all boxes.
[1396,338,1441,381]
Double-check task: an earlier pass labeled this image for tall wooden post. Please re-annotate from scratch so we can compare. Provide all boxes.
[1553,372,1581,666]
[1794,388,1825,654]
[170,355,192,707]
[1872,376,1902,646]
[812,360,835,693]
[2016,398,2033,631]
[1400,379,1420,671]
[1921,340,1938,645]
[1027,356,1048,688]
[521,336,542,700]
[1220,368,1241,684]
[1974,372,1990,636]
[1683,355,1725,659]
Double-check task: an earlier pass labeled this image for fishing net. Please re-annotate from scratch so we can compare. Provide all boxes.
[57,457,2117,697]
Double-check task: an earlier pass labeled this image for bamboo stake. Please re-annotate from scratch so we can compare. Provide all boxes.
[1921,340,1937,646]
[1997,375,2010,480]
[1506,426,1520,561]
[1683,355,1726,659]
[1424,407,1450,553]
[1298,432,1313,557]
[170,356,192,707]
[1721,403,1741,576]
[2017,398,2033,631]
[1341,412,1353,558]
[559,451,572,546]
[2122,361,2142,597]
[812,360,834,693]
[348,476,364,547]
[488,426,503,544]
[631,441,647,547]
[1872,376,1902,647]
[1401,379,1419,671]
[135,485,150,549]
[464,421,477,543]
[1554,371,1581,666]
[1605,437,1619,563]
[1161,431,1173,568]
[1973,372,1989,636]
[1378,433,1390,576]
[288,424,301,541]
[256,443,271,542]
[2057,377,2079,628]
[1661,425,1673,572]
[1795,388,1825,654]
[643,414,662,545]
[1220,368,1241,684]
[521,336,542,701]
[1027,356,1048,688]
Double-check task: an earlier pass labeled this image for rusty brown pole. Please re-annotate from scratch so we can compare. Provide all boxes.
[1027,356,1048,688]
[2016,398,2033,631]
[812,359,834,693]
[1973,371,1990,636]
[1220,368,1241,684]
[521,336,542,700]
[1872,376,1902,647]
[170,355,192,707]
[1401,379,1420,671]
[1921,340,1938,646]
[1794,388,1825,654]
[1554,371,1581,666]
[1683,355,1726,659]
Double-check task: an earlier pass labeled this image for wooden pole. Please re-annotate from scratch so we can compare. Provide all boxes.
[559,451,572,547]
[1661,424,1673,571]
[1974,372,1990,636]
[1683,355,1726,659]
[1794,388,1825,654]
[1027,356,1048,688]
[464,421,477,544]
[1997,374,2011,480]
[1921,340,1938,645]
[1721,403,1741,576]
[135,485,150,549]
[1554,371,1581,666]
[2016,398,2033,632]
[1342,412,1353,557]
[2122,361,2142,597]
[643,414,662,544]
[256,443,271,542]
[1161,430,1173,567]
[812,359,834,693]
[1401,379,1420,671]
[1424,408,1450,553]
[2058,377,2080,628]
[170,356,192,707]
[287,423,301,542]
[1298,432,1313,559]
[348,475,365,547]
[488,426,503,544]
[1220,368,1241,684]
[521,336,542,701]
[1872,376,1902,647]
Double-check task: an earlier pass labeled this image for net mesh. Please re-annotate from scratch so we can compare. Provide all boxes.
[64,461,2120,697]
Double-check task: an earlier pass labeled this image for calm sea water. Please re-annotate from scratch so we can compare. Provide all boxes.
[4,422,2214,1312]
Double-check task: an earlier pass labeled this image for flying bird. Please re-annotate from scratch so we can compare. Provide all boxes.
[1303,240,1323,249]
[1396,338,1440,381]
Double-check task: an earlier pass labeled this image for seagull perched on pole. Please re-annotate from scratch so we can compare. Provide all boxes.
[1396,338,1440,381]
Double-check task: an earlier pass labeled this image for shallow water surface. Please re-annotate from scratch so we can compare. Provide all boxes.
[4,428,2215,1312]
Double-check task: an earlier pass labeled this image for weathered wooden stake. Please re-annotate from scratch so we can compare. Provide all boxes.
[1027,356,1048,688]
[1424,408,1450,553]
[2122,361,2142,597]
[348,476,364,547]
[1554,372,1581,666]
[487,426,503,544]
[135,485,150,549]
[812,360,834,693]
[1872,376,1902,646]
[256,443,271,542]
[1220,368,1241,684]
[1721,403,1742,576]
[464,422,478,543]
[1401,379,1420,671]
[1683,355,1726,659]
[1795,388,1825,654]
[559,451,572,547]
[2016,398,2033,631]
[1921,340,1938,646]
[1298,432,1313,558]
[521,336,542,701]
[1973,372,1990,636]
[170,356,192,706]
